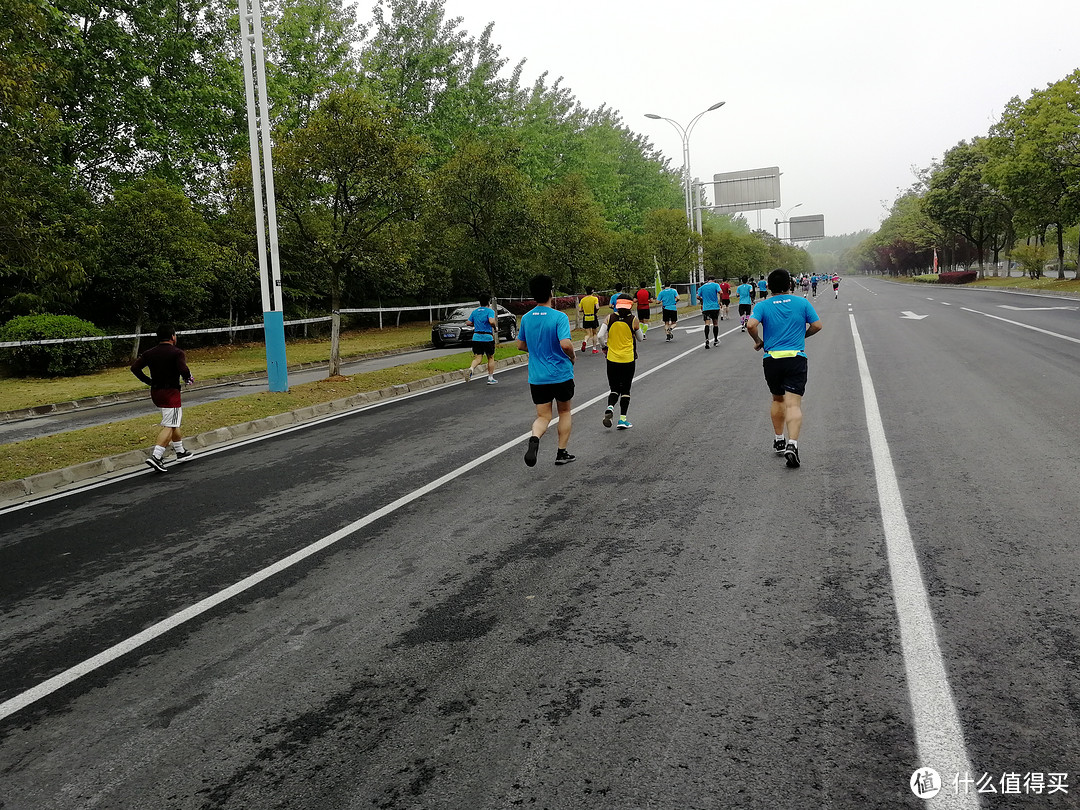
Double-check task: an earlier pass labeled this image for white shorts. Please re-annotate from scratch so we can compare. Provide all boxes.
[160,407,182,429]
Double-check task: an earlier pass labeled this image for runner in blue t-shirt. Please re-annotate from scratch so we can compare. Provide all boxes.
[757,276,768,299]
[657,282,679,341]
[516,274,576,467]
[745,268,822,469]
[466,294,499,385]
[810,274,819,298]
[735,276,755,331]
[696,276,722,349]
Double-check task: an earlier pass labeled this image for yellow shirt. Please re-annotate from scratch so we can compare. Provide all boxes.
[580,295,599,317]
[606,316,636,363]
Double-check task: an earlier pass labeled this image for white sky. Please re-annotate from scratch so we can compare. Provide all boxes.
[427,0,1079,237]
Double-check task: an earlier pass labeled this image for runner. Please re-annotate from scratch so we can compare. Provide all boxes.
[516,274,577,467]
[800,274,811,297]
[466,293,499,384]
[609,283,626,314]
[810,274,819,298]
[745,268,822,468]
[578,286,601,354]
[696,275,722,348]
[657,281,680,341]
[719,278,731,320]
[757,274,768,301]
[598,297,643,429]
[735,275,754,332]
[832,273,840,299]
[635,282,652,340]
[130,324,195,472]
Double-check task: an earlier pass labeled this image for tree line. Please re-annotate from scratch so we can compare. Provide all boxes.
[836,69,1080,278]
[0,0,813,354]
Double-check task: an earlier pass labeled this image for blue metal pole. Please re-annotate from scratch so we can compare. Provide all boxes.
[264,310,287,392]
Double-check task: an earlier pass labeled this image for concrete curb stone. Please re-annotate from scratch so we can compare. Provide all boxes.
[1,354,522,507]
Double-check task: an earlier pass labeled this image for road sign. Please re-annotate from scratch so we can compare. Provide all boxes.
[789,214,825,240]
[709,167,781,213]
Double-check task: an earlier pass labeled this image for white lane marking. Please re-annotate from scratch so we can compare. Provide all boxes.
[941,303,952,306]
[997,305,1078,311]
[961,307,1080,345]
[0,344,702,721]
[849,314,979,810]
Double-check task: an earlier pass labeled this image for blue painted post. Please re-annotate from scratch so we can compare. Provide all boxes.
[264,310,288,392]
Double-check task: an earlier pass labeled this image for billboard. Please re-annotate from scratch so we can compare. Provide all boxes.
[710,167,781,213]
[789,214,825,241]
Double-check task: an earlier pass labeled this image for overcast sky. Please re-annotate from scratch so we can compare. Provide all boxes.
[429,0,1079,237]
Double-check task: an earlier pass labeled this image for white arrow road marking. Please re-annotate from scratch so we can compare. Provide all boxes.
[901,311,929,320]
[998,305,1079,311]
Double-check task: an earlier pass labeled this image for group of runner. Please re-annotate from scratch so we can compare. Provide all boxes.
[511,270,823,469]
[793,273,841,299]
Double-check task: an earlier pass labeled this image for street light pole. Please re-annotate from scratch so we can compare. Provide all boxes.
[774,202,803,243]
[645,102,725,284]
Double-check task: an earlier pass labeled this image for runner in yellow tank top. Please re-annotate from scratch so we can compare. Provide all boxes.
[598,298,642,429]
[578,287,601,354]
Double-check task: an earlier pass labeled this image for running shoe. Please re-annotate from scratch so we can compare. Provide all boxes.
[603,408,614,428]
[784,442,801,468]
[145,456,167,473]
[713,339,719,347]
[175,450,193,460]
[582,340,587,352]
[617,418,633,430]
[524,436,540,467]
[773,438,787,455]
[555,449,576,465]
[704,341,710,349]
[466,367,473,382]
[592,348,599,354]
[486,377,498,385]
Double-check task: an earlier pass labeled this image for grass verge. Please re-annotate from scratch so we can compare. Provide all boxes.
[0,346,522,483]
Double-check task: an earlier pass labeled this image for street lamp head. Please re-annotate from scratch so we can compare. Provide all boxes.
[644,113,662,119]
[707,101,726,111]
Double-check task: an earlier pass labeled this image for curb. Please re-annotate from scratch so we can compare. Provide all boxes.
[0,344,432,425]
[0,354,528,508]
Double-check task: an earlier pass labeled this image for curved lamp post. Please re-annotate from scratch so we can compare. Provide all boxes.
[645,102,725,283]
[774,202,803,241]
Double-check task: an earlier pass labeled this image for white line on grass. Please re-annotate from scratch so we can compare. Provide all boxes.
[0,340,706,721]
[849,314,979,810]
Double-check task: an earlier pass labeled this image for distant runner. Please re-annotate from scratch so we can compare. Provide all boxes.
[635,283,652,340]
[466,293,499,385]
[578,286,601,354]
[697,276,722,349]
[832,274,840,299]
[130,324,195,472]
[657,281,680,341]
[757,275,768,301]
[736,276,754,332]
[719,279,731,321]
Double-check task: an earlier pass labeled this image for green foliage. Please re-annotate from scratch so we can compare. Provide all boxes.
[0,314,113,376]
[1009,243,1046,279]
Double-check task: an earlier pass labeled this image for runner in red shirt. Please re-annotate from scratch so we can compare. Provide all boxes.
[130,324,195,472]
[719,280,732,320]
[635,284,652,340]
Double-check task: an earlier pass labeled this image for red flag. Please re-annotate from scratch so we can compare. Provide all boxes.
[933,248,939,273]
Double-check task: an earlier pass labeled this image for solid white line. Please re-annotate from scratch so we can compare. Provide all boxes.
[0,340,707,721]
[849,314,979,810]
[961,307,1080,345]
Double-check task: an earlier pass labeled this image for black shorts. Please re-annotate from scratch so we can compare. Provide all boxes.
[637,308,650,321]
[702,309,720,322]
[583,316,599,329]
[530,379,575,405]
[720,298,730,306]
[738,303,752,316]
[472,339,495,356]
[763,355,808,396]
[662,309,678,323]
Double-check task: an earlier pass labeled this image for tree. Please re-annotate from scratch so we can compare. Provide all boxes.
[644,208,697,283]
[986,70,1080,278]
[274,89,428,375]
[533,175,609,293]
[93,177,217,358]
[425,136,536,299]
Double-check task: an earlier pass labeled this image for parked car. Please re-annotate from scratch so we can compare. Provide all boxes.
[431,304,519,347]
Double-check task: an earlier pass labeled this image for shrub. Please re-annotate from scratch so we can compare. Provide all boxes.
[937,271,978,285]
[913,274,938,283]
[503,295,579,316]
[0,315,114,376]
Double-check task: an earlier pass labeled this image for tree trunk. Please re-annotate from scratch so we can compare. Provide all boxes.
[1056,223,1066,279]
[329,290,342,377]
[130,320,143,363]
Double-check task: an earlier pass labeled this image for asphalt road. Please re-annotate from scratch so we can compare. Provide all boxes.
[1,279,1079,809]
[0,346,470,445]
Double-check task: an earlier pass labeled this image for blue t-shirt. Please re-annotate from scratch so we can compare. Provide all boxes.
[657,287,679,310]
[698,281,721,310]
[811,275,819,285]
[757,279,767,292]
[736,283,753,305]
[750,295,819,356]
[518,306,573,384]
[469,306,495,341]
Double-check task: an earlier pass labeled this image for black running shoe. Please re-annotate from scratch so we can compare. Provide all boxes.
[555,449,576,465]
[175,450,193,460]
[524,436,539,467]
[145,456,167,473]
[713,339,719,346]
[704,341,710,349]
[773,438,787,455]
[785,442,801,468]
[603,408,614,428]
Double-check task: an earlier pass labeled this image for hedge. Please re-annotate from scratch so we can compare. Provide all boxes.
[937,271,978,285]
[0,314,114,376]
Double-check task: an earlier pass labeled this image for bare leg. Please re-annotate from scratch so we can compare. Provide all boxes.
[555,399,573,449]
[770,395,786,435]
[784,392,804,440]
[532,402,553,439]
